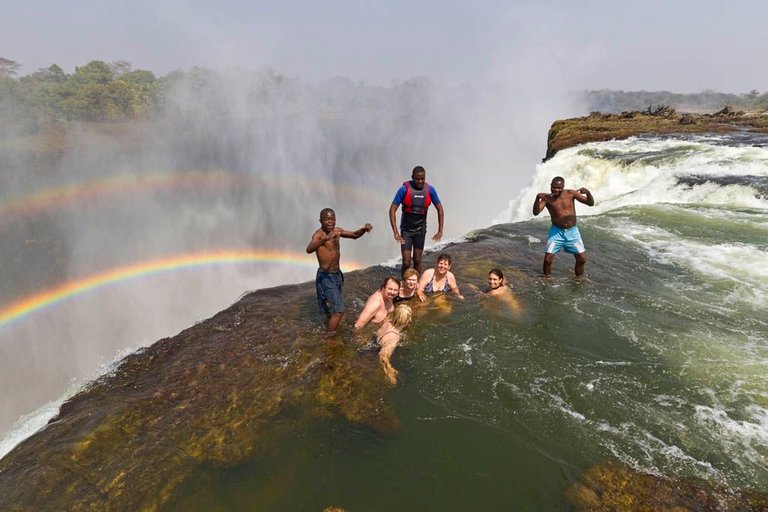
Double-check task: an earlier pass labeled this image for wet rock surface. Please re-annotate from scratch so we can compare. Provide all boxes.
[0,267,399,511]
[566,463,768,512]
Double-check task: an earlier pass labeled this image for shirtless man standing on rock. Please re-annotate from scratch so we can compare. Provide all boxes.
[306,208,372,334]
[532,176,595,277]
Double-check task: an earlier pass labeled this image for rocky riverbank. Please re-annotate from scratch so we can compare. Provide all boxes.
[546,106,768,160]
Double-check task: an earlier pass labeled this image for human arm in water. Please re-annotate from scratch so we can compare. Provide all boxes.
[447,271,464,300]
[354,293,382,330]
[415,268,434,302]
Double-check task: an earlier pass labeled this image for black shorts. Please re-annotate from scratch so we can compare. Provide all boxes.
[401,230,426,252]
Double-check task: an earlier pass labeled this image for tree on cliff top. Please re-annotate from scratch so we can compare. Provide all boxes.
[0,57,21,78]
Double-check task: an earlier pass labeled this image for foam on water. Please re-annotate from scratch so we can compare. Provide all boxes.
[497,135,768,223]
[0,346,141,459]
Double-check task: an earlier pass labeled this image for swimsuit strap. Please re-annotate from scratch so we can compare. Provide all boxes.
[424,271,435,293]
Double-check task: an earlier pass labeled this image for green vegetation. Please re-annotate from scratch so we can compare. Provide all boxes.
[3,55,768,143]
[0,58,165,137]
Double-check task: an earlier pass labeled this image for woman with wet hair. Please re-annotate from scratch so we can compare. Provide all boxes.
[416,253,463,301]
[484,268,522,313]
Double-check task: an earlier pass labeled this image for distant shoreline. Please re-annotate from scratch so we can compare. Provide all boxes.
[545,107,768,160]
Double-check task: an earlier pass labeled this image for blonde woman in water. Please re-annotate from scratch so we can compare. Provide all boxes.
[376,304,413,384]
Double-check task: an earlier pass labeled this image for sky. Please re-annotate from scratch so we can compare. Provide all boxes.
[1,0,767,93]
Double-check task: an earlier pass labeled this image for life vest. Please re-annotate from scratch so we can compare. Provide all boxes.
[402,180,432,215]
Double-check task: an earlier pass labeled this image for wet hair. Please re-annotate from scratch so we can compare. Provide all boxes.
[380,276,401,290]
[436,253,452,265]
[489,268,504,282]
[319,207,335,219]
[551,176,565,185]
[390,304,412,329]
[412,165,426,177]
[403,268,419,281]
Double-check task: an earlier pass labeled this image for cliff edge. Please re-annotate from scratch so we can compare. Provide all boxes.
[546,106,768,160]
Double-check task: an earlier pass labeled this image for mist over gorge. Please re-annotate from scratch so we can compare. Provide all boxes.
[0,64,571,435]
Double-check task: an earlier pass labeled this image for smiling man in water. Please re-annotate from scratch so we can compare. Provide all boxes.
[532,176,595,277]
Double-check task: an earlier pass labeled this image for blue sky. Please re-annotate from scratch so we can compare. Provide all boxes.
[2,0,766,92]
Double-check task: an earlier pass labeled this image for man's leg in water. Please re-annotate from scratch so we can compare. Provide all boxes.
[400,249,412,277]
[412,248,424,275]
[574,252,587,277]
[326,312,343,334]
[543,252,556,275]
[400,232,415,277]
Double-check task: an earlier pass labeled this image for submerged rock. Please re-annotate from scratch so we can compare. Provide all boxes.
[0,269,401,510]
[565,463,768,511]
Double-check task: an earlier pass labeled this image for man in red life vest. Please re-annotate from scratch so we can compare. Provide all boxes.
[388,166,444,276]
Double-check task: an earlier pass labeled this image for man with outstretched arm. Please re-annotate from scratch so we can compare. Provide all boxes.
[532,176,595,277]
[389,165,444,277]
[306,208,372,334]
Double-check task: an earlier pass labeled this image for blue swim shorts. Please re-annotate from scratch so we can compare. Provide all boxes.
[546,225,586,254]
[316,270,344,314]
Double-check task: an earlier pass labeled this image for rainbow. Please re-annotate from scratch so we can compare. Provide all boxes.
[0,170,391,222]
[0,249,363,328]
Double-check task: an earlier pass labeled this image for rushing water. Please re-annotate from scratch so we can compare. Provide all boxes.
[3,134,768,509]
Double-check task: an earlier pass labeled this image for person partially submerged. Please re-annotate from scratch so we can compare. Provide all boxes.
[306,207,372,334]
[354,276,401,330]
[376,304,413,385]
[484,268,522,314]
[394,268,419,303]
[416,253,464,301]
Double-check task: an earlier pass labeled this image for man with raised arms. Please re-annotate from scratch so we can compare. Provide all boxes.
[532,176,595,277]
[306,208,372,334]
[389,166,444,277]
[354,276,401,330]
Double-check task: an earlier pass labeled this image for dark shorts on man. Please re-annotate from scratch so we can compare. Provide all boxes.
[401,230,426,252]
[316,270,344,314]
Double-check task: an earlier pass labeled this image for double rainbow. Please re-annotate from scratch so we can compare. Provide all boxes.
[0,170,390,222]
[0,249,362,328]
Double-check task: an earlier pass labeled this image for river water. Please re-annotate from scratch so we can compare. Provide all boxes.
[2,133,767,509]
